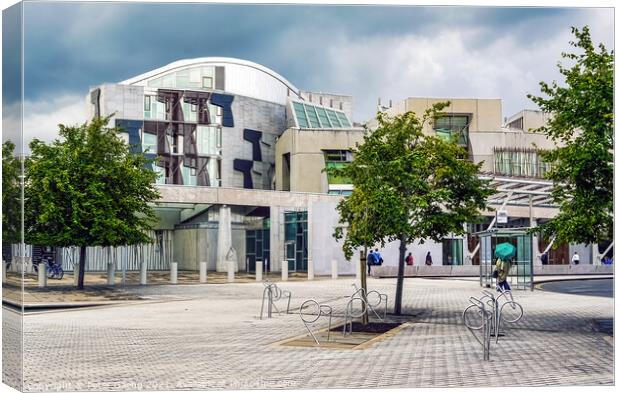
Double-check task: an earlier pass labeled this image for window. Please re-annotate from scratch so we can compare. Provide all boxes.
[507,117,524,130]
[434,115,469,146]
[315,107,331,127]
[304,104,321,128]
[293,102,309,128]
[324,150,353,185]
[202,76,213,89]
[144,96,151,111]
[326,109,341,127]
[197,126,221,155]
[324,150,351,162]
[442,239,463,265]
[493,148,551,178]
[142,132,157,153]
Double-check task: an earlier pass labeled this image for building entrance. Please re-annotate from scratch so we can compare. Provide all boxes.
[284,211,308,272]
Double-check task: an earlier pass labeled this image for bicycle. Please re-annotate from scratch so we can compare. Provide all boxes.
[33,259,64,280]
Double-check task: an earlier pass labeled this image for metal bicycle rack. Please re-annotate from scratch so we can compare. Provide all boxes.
[299,299,333,346]
[463,288,524,360]
[343,284,388,336]
[259,280,292,320]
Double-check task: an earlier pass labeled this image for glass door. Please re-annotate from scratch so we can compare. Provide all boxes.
[286,241,296,272]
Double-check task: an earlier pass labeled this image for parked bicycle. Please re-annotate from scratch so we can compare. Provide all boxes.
[33,259,64,280]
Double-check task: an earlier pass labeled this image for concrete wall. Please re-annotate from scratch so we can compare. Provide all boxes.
[274,128,364,193]
[380,97,503,133]
[96,84,144,123]
[172,224,246,271]
[310,201,356,275]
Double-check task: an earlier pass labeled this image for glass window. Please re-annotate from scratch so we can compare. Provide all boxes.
[326,109,341,127]
[181,165,197,186]
[197,126,221,155]
[335,112,351,127]
[144,96,151,112]
[202,76,213,89]
[442,239,463,265]
[493,148,549,178]
[293,102,309,128]
[304,104,321,128]
[315,107,332,127]
[142,132,157,153]
[153,165,165,184]
[434,115,469,146]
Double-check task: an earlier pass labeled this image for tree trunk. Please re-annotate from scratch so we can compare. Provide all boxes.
[77,246,86,290]
[360,247,369,325]
[394,235,407,315]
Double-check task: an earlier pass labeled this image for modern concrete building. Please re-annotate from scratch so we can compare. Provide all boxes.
[370,97,609,268]
[38,60,605,278]
[82,57,360,276]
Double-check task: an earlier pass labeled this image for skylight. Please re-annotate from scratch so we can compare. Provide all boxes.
[291,101,352,129]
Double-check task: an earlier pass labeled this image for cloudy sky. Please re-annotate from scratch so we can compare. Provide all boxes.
[2,1,615,145]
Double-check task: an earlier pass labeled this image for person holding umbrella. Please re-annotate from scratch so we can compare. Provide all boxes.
[494,242,516,292]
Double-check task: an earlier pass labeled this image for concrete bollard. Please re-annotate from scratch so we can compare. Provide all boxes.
[281,260,288,281]
[139,261,147,285]
[227,260,235,283]
[2,260,7,283]
[307,259,314,281]
[73,263,80,287]
[255,260,263,282]
[331,259,338,279]
[170,262,178,284]
[106,262,115,286]
[38,263,47,288]
[199,262,207,283]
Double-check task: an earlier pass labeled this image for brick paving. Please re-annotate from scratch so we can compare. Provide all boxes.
[2,277,614,390]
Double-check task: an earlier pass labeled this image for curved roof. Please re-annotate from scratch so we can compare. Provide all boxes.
[120,57,300,95]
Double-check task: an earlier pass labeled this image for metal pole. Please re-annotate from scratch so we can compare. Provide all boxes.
[360,248,369,325]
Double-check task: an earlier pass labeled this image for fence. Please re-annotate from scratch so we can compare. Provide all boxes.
[5,230,173,273]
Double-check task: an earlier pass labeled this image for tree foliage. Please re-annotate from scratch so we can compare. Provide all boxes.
[330,104,492,314]
[25,116,161,288]
[528,26,613,245]
[2,140,22,244]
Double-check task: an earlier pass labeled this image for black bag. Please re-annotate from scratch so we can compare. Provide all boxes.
[378,258,384,266]
[492,269,499,278]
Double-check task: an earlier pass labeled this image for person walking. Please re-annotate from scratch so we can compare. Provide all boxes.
[367,250,377,274]
[425,251,433,266]
[496,257,512,292]
[406,252,414,266]
[374,248,384,265]
[571,251,580,265]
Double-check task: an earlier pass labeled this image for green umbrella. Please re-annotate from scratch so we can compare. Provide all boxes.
[494,242,516,261]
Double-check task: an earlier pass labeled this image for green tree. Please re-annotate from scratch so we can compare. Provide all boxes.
[331,104,492,315]
[2,140,22,245]
[25,117,160,289]
[528,26,613,245]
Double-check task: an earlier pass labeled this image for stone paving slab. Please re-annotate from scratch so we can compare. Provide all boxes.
[2,277,614,391]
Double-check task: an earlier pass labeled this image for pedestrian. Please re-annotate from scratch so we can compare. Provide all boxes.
[425,251,433,266]
[571,251,580,265]
[367,250,377,274]
[495,257,512,292]
[406,252,414,266]
[374,248,384,266]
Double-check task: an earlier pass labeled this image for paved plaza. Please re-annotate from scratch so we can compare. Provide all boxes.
[2,277,615,391]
